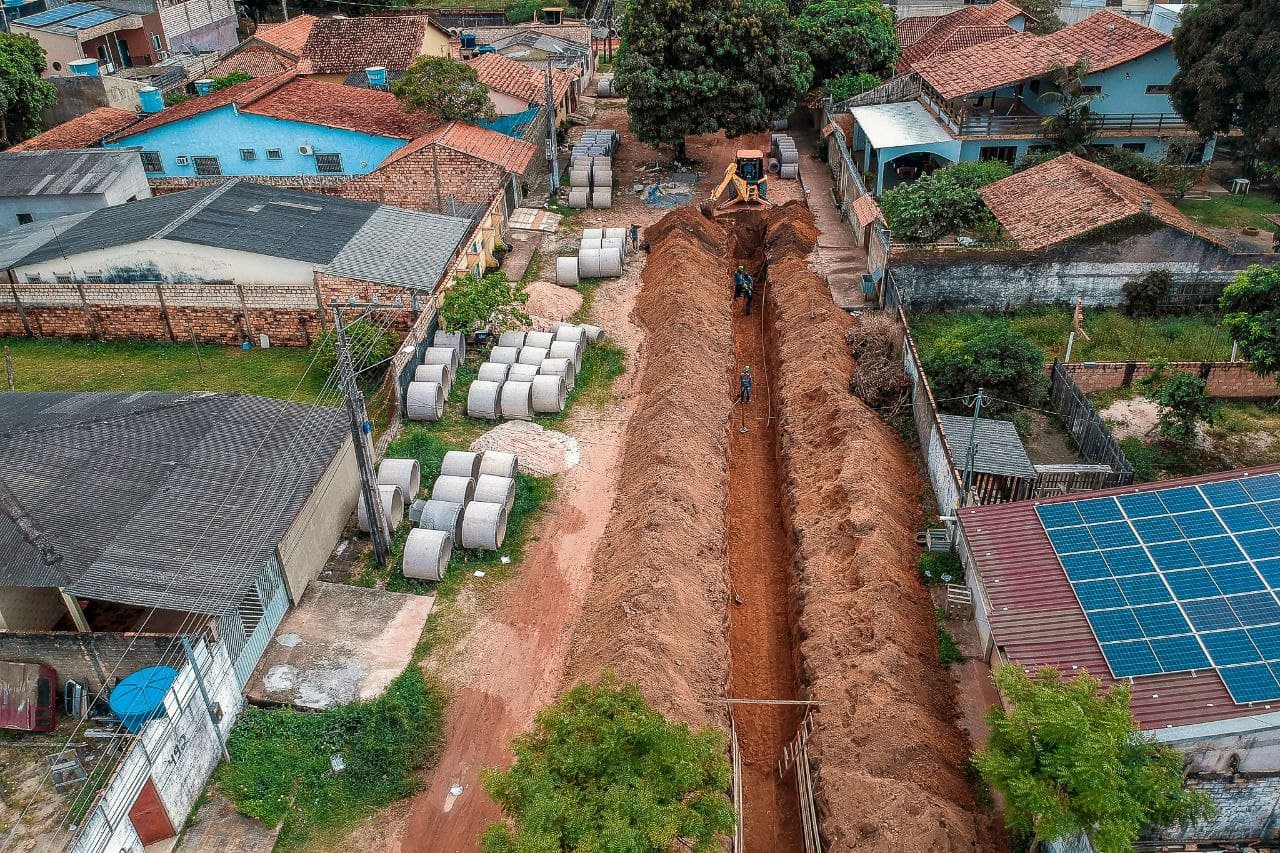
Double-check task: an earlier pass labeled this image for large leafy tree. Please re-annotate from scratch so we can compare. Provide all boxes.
[393,56,496,123]
[481,674,736,853]
[796,0,899,84]
[439,270,529,333]
[879,160,1010,244]
[617,0,811,156]
[0,33,57,146]
[920,316,1042,413]
[1220,264,1280,375]
[1170,0,1280,151]
[975,666,1214,852]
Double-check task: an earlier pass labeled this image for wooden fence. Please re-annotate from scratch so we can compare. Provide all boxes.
[1047,360,1135,486]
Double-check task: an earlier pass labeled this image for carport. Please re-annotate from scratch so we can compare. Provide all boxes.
[849,101,961,195]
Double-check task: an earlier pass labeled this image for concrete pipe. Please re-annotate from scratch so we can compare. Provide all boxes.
[531,374,567,414]
[591,188,613,209]
[777,147,799,165]
[406,381,445,422]
[414,363,452,396]
[517,345,549,366]
[501,380,534,420]
[431,474,475,505]
[556,256,580,286]
[474,474,516,511]
[582,227,604,241]
[358,484,404,532]
[569,169,592,188]
[467,379,504,419]
[553,325,585,347]
[419,498,465,541]
[603,227,626,241]
[489,345,520,365]
[402,528,452,582]
[539,357,576,390]
[578,247,621,278]
[440,450,482,479]
[567,188,590,209]
[477,362,510,383]
[557,335,586,364]
[580,237,603,251]
[548,340,582,369]
[424,345,460,371]
[768,157,781,174]
[525,330,554,349]
[597,77,615,97]
[780,163,800,180]
[497,330,526,348]
[580,323,606,344]
[408,498,426,525]
[433,330,466,362]
[460,500,511,550]
[479,450,519,479]
[592,171,614,190]
[507,363,539,383]
[377,457,421,500]
[591,156,611,170]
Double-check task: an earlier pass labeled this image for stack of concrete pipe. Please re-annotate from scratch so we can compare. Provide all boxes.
[558,227,624,285]
[770,133,800,180]
[466,328,602,420]
[406,330,467,422]
[406,450,519,569]
[568,128,619,209]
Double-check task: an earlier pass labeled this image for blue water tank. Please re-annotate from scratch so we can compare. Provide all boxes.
[69,58,100,77]
[460,33,477,49]
[193,78,213,96]
[365,65,387,88]
[138,86,164,114]
[476,45,496,54]
[109,666,177,734]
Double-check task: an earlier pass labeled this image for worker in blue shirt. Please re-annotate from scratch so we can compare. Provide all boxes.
[629,223,640,252]
[733,265,753,300]
[738,365,752,403]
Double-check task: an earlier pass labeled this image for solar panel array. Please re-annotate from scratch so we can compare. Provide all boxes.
[1036,472,1280,704]
[13,2,100,26]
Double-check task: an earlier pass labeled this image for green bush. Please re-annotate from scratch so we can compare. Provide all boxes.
[826,71,881,102]
[879,161,1011,244]
[310,318,397,379]
[1122,269,1174,317]
[1093,148,1162,184]
[918,550,961,585]
[1015,150,1060,172]
[504,0,540,21]
[210,70,251,91]
[439,271,530,334]
[1139,361,1217,444]
[936,610,964,666]
[921,320,1045,413]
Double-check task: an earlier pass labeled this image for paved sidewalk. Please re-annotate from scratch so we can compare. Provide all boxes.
[792,128,870,310]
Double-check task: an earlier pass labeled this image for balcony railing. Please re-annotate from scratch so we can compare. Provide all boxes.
[954,111,1191,137]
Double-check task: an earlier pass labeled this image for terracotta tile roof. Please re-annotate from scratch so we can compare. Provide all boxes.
[851,194,883,229]
[468,52,572,107]
[10,107,138,151]
[208,45,297,78]
[255,13,316,55]
[979,153,1219,250]
[109,74,290,139]
[896,1,1025,72]
[383,121,536,171]
[914,11,1171,99]
[298,15,447,74]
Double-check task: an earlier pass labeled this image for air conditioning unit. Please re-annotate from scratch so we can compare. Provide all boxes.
[298,145,313,156]
[175,155,190,165]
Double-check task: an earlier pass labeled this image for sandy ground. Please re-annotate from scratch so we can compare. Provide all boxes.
[1100,396,1161,440]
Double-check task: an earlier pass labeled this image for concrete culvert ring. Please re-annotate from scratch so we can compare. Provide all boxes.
[402,528,452,581]
[406,381,445,421]
[358,483,404,532]
[591,188,613,209]
[424,345,460,371]
[567,188,589,208]
[497,330,526,348]
[531,374,567,414]
[517,346,549,366]
[556,256,580,287]
[603,227,626,241]
[507,363,539,382]
[553,325,585,347]
[479,450,518,479]
[431,474,475,504]
[460,500,510,550]
[525,330,554,349]
[414,363,452,395]
[582,227,603,241]
[440,450,481,479]
[474,474,515,511]
[501,380,534,420]
[419,499,465,540]
[477,362,510,383]
[489,345,520,365]
[377,458,421,499]
[539,357,575,389]
[548,340,583,369]
[580,323,606,344]
[777,147,799,165]
[467,380,503,419]
[780,163,800,180]
[432,330,465,362]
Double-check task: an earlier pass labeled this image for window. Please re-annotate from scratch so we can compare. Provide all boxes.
[1146,84,1171,95]
[1081,85,1102,95]
[266,148,283,160]
[314,152,344,174]
[25,274,42,283]
[240,148,257,161]
[192,156,221,176]
[979,145,1019,165]
[150,33,162,52]
[54,274,72,284]
[140,151,163,172]
[1122,142,1147,153]
[16,213,32,225]
[86,273,104,283]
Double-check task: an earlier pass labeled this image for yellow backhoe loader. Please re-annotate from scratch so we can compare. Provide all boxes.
[707,150,775,213]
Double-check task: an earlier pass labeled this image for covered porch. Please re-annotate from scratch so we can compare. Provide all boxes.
[849,101,961,196]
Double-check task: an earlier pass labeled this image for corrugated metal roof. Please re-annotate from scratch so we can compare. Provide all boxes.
[939,414,1035,479]
[960,463,1280,732]
[0,391,347,614]
[0,149,140,198]
[326,205,472,290]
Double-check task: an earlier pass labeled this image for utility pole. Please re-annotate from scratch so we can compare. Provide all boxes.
[182,636,230,763]
[331,304,390,566]
[545,56,559,196]
[963,388,985,503]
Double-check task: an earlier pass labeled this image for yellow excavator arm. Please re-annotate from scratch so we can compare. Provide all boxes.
[708,152,775,213]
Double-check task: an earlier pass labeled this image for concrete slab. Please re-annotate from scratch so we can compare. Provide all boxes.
[176,792,278,853]
[245,581,434,710]
[501,229,543,283]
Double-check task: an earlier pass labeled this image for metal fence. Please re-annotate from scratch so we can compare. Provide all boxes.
[901,311,965,516]
[1048,360,1135,486]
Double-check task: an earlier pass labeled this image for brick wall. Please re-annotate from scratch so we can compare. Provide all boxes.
[338,146,516,214]
[1060,361,1280,399]
[148,175,352,196]
[0,631,181,693]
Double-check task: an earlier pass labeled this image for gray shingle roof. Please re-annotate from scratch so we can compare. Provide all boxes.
[0,391,348,614]
[0,149,142,198]
[939,414,1036,479]
[327,206,474,290]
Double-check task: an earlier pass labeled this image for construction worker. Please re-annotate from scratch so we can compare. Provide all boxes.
[629,223,640,252]
[733,265,748,299]
[738,365,753,403]
[741,273,755,316]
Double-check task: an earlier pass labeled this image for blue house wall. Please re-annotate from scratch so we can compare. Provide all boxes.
[1019,45,1178,117]
[104,105,406,178]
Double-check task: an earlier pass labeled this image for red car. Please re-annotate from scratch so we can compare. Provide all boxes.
[0,662,57,733]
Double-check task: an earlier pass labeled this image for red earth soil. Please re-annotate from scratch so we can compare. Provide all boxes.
[763,203,1003,852]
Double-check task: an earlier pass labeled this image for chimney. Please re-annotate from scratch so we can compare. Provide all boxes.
[69,58,100,77]
[366,66,387,88]
[193,78,213,96]
[138,86,164,114]
[1141,198,1153,215]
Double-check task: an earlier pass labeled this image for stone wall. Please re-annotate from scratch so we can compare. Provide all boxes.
[0,631,178,692]
[1061,360,1280,399]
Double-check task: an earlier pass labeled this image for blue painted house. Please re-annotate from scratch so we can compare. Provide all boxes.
[845,12,1209,195]
[102,72,429,179]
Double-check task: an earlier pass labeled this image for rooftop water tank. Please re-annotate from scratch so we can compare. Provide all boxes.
[109,666,177,734]
[138,86,164,114]
[365,66,387,87]
[460,33,477,49]
[69,58,100,77]
[193,78,213,96]
[476,44,496,54]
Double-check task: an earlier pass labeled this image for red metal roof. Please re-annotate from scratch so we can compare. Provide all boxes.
[959,463,1280,732]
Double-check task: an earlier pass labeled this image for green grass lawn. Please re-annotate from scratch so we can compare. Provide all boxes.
[1177,194,1280,233]
[910,308,1234,363]
[0,337,326,401]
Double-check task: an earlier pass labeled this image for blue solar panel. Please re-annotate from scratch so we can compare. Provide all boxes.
[12,1,96,26]
[1039,474,1280,703]
[63,8,122,27]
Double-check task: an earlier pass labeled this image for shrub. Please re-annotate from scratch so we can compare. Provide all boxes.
[209,70,251,91]
[921,320,1045,412]
[1015,150,1060,172]
[880,161,1011,244]
[438,271,530,334]
[918,550,961,585]
[936,611,964,666]
[504,0,540,22]
[1139,361,1217,444]
[1093,148,1162,184]
[826,71,881,102]
[310,318,397,379]
[1122,269,1174,317]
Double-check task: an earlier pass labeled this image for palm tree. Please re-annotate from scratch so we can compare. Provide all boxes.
[1040,58,1105,155]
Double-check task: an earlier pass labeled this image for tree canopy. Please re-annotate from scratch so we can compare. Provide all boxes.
[796,0,899,85]
[393,56,496,123]
[1170,0,1280,149]
[439,270,529,334]
[1220,264,1280,375]
[0,33,57,146]
[975,665,1214,851]
[481,674,736,853]
[920,316,1042,413]
[617,0,811,153]
[879,160,1011,244]
[1139,361,1217,444]
[1040,59,1103,154]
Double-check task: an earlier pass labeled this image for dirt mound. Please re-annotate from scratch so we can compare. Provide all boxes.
[763,207,1000,851]
[524,279,582,324]
[563,208,734,729]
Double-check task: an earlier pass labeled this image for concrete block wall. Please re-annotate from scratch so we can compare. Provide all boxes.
[1061,361,1280,399]
[0,631,179,693]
